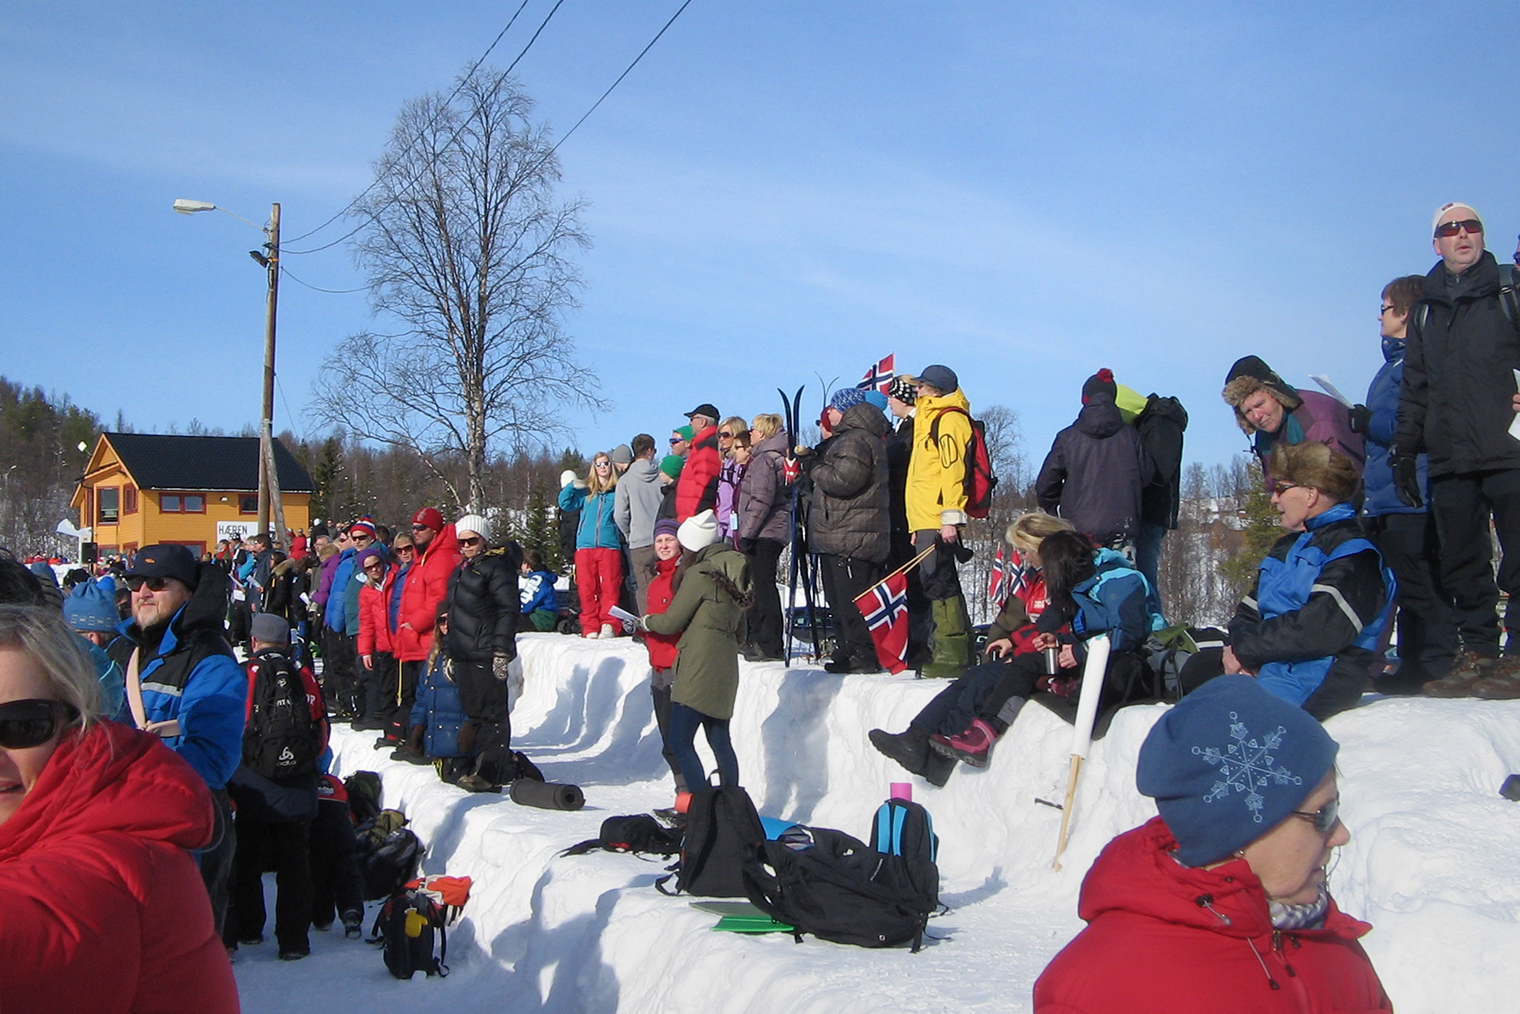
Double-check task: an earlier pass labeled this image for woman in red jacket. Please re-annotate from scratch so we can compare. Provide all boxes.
[355,546,397,733]
[0,604,239,1014]
[1034,674,1391,1013]
[643,518,688,802]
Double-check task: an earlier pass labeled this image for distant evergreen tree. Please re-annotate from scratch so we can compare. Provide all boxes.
[523,482,561,572]
[1217,460,1281,602]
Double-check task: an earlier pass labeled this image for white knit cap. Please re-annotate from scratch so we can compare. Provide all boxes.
[455,513,492,543]
[677,509,720,552]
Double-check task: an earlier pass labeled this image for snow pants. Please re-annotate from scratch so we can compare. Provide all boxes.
[575,547,624,635]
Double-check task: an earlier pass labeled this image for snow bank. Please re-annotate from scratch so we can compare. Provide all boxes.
[235,634,1520,1013]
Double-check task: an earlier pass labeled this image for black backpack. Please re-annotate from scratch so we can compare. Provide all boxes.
[868,797,939,916]
[742,820,938,952]
[243,650,322,780]
[371,887,448,979]
[657,784,766,898]
[561,814,684,857]
[356,809,424,901]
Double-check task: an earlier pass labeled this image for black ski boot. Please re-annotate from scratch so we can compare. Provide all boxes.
[869,726,931,777]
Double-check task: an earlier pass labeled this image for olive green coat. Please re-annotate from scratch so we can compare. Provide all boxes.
[643,544,752,720]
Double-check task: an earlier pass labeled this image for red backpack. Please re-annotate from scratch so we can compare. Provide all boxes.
[929,407,998,519]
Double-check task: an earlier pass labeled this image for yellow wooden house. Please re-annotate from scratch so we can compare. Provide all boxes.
[72,433,315,559]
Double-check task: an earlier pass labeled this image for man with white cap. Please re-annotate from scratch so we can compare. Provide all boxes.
[1395,202,1520,698]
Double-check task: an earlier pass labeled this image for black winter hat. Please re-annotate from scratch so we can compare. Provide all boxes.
[1082,368,1117,404]
[126,545,199,589]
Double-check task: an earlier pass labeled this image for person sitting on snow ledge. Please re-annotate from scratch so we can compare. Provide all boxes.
[1033,674,1392,1013]
[869,528,1163,785]
[1184,441,1394,720]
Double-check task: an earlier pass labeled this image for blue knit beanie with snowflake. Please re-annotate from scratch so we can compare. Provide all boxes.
[1136,675,1338,866]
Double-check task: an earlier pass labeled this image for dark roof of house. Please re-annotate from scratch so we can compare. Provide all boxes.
[103,433,316,494]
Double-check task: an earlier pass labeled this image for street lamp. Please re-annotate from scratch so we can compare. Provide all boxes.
[174,199,285,548]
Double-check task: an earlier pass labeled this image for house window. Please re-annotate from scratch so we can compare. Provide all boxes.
[240,495,259,515]
[159,493,205,513]
[97,487,119,525]
[123,484,138,514]
[82,489,92,529]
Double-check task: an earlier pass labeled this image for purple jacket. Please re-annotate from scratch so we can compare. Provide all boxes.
[716,458,745,539]
[1252,390,1365,489]
[314,551,342,608]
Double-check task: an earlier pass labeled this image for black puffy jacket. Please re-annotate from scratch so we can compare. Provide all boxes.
[1036,395,1155,545]
[1396,252,1520,476]
[808,402,890,563]
[443,544,521,664]
[1134,395,1188,529]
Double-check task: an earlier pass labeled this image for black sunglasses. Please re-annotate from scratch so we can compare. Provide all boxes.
[0,699,79,750]
[458,536,482,547]
[668,437,682,445]
[1434,218,1482,238]
[124,575,171,592]
[1290,796,1340,834]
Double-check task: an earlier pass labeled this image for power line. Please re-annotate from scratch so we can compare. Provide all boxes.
[282,0,536,246]
[279,266,367,294]
[550,0,694,156]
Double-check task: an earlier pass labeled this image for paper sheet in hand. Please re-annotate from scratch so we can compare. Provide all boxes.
[608,605,639,625]
[1309,375,1354,408]
[1510,370,1520,442]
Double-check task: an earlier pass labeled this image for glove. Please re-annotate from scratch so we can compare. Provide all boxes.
[1347,404,1371,434]
[736,537,757,555]
[492,654,512,680]
[1391,454,1423,508]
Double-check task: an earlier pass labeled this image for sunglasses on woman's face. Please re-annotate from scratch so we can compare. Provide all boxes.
[0,699,79,750]
[1290,796,1340,834]
[459,536,482,547]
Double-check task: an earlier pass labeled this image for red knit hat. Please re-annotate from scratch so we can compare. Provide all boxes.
[411,507,444,533]
[348,516,377,537]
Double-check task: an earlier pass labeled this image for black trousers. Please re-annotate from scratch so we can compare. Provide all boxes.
[386,659,423,738]
[362,651,397,722]
[321,628,359,715]
[309,799,364,930]
[1364,512,1458,680]
[199,788,236,941]
[818,554,885,665]
[912,531,964,602]
[1430,468,1520,654]
[650,675,686,794]
[456,658,511,781]
[745,537,785,656]
[229,816,313,954]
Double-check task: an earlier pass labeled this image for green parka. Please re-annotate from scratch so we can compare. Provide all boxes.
[643,543,753,720]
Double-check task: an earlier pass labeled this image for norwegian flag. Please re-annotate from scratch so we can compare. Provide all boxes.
[854,570,910,674]
[856,354,895,395]
[988,544,1008,609]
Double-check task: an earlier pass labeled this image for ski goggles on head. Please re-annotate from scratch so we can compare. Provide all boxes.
[0,699,79,750]
[1289,796,1340,834]
[1434,218,1482,238]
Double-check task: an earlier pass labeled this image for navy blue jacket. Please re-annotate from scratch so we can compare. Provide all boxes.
[1362,337,1432,517]
[409,654,470,758]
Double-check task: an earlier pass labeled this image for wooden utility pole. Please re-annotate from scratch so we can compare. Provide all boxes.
[257,202,281,546]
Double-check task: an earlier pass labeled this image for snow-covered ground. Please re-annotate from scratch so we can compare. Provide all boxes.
[235,634,1520,1013]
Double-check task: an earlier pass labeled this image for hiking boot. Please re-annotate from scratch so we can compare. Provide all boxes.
[455,772,499,793]
[929,718,999,767]
[390,743,429,765]
[1422,649,1494,698]
[341,910,364,939]
[869,727,930,777]
[923,750,955,788]
[351,717,387,732]
[277,948,309,961]
[1473,655,1520,700]
[236,935,264,947]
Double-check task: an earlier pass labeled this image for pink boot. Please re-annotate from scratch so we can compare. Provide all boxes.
[929,718,998,767]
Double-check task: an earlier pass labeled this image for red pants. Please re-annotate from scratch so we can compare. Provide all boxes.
[576,547,624,635]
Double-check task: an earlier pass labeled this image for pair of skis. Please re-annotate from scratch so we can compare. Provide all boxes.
[778,386,821,667]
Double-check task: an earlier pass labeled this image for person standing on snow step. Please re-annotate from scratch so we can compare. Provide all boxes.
[1348,274,1458,695]
[642,510,753,792]
[559,451,625,639]
[1036,368,1155,560]
[797,386,891,674]
[393,508,459,743]
[615,433,666,613]
[1394,203,1520,698]
[442,514,521,793]
[905,364,975,678]
[675,403,723,522]
[733,413,790,662]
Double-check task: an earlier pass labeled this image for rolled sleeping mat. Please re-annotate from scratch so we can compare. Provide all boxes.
[509,779,585,811]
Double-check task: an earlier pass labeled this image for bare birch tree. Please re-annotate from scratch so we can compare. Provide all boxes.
[312,69,601,511]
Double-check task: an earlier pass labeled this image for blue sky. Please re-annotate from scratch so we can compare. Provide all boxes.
[3,2,1518,478]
